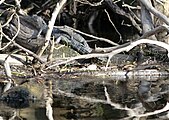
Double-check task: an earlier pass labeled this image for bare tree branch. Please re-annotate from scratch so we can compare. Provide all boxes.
[37,0,67,57]
[45,39,169,70]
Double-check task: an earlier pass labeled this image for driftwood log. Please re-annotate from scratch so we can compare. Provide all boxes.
[1,10,92,54]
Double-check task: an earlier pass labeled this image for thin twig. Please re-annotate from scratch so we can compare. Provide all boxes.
[104,9,122,43]
[75,0,103,6]
[56,25,119,46]
[105,0,142,33]
[122,3,141,10]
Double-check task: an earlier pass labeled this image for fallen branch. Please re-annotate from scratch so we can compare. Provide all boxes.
[45,39,169,70]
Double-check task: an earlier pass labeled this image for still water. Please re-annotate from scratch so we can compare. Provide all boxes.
[0,75,169,120]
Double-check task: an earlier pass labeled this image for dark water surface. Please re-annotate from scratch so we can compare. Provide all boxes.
[1,75,169,120]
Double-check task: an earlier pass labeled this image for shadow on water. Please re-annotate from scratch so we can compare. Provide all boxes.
[1,76,169,119]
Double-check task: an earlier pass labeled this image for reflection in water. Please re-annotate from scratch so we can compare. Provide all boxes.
[0,101,48,120]
[138,80,167,112]
[0,77,169,119]
[53,77,169,119]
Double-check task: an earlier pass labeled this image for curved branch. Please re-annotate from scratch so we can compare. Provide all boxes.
[45,39,169,69]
